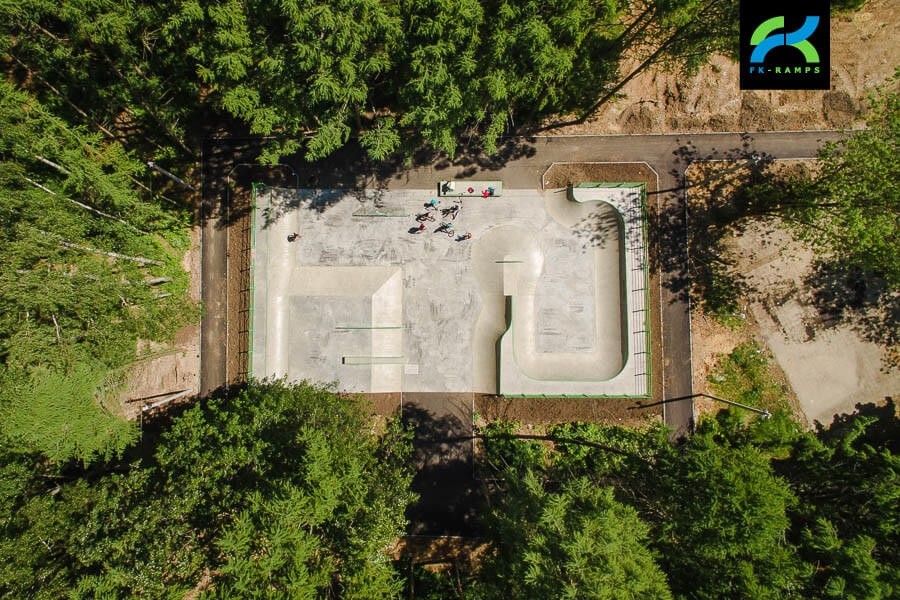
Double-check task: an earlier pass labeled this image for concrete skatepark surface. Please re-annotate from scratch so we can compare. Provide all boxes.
[251,186,649,396]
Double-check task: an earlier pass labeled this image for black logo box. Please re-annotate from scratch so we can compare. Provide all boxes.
[740,0,830,90]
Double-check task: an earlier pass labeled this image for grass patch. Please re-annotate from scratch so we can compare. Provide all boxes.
[708,340,791,415]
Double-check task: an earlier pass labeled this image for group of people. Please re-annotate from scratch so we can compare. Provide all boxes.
[413,198,471,241]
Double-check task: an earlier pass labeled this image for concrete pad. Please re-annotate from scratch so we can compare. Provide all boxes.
[731,222,899,425]
[752,301,896,425]
[250,185,649,396]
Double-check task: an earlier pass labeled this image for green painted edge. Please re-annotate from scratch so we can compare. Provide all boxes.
[575,182,644,188]
[639,184,652,397]
[351,212,411,217]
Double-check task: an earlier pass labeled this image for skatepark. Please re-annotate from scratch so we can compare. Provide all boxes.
[250,182,650,397]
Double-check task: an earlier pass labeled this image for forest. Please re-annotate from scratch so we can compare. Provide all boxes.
[0,0,897,597]
[1,381,897,598]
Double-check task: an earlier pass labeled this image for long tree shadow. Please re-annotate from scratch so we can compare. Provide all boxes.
[207,135,541,229]
[258,188,345,228]
[362,135,539,183]
[439,136,538,178]
[568,198,649,254]
[401,399,484,536]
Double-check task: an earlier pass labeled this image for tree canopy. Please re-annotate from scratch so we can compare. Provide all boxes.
[0,381,417,598]
[466,407,899,600]
[2,383,896,598]
[477,470,672,599]
[796,81,900,286]
[0,81,193,463]
[0,0,741,162]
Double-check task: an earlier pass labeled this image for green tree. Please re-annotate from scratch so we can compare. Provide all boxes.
[0,0,197,159]
[395,0,623,155]
[646,424,807,599]
[0,363,137,465]
[478,472,672,599]
[0,82,192,463]
[797,81,900,286]
[161,0,401,162]
[0,381,416,598]
[800,519,889,599]
[778,408,900,598]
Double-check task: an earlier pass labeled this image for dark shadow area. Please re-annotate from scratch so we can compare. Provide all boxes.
[258,189,345,228]
[805,262,900,369]
[204,135,539,230]
[200,137,298,229]
[815,398,898,453]
[661,136,780,311]
[303,136,537,185]
[401,398,483,536]
[443,137,539,176]
[60,384,231,482]
[653,195,691,305]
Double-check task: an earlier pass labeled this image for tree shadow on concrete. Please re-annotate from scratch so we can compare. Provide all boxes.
[257,188,345,228]
[288,136,539,190]
[401,399,484,536]
[437,136,539,178]
[204,135,539,229]
[804,261,900,369]
[569,202,633,252]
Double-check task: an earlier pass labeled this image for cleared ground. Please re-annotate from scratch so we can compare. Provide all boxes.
[251,186,649,397]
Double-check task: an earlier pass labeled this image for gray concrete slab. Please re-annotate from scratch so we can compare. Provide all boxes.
[250,185,649,396]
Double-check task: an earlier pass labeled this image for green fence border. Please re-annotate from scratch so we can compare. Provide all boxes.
[639,184,652,398]
[351,211,411,217]
[575,182,645,188]
[247,182,267,379]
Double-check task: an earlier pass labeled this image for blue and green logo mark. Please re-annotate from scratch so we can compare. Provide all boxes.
[750,16,820,64]
[740,1,829,90]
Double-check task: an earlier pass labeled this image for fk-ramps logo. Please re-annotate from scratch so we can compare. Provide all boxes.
[740,0,830,90]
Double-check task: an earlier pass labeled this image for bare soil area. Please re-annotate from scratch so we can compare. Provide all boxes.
[686,160,899,426]
[227,186,253,385]
[117,227,202,419]
[546,0,899,136]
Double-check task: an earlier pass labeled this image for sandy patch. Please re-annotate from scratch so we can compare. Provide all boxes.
[545,0,900,136]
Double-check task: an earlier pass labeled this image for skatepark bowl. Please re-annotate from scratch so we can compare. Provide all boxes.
[250,183,650,398]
